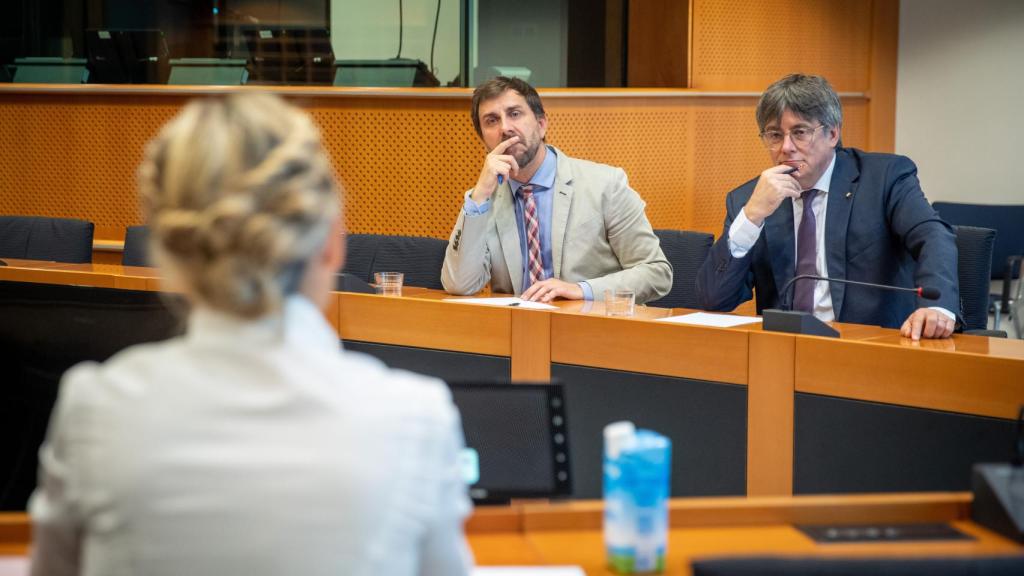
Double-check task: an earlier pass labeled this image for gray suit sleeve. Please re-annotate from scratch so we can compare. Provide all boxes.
[440,194,493,296]
[585,169,673,304]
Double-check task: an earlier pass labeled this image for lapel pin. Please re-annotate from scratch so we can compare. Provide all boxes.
[845,191,853,199]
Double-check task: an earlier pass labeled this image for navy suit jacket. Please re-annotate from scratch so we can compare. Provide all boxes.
[695,147,959,329]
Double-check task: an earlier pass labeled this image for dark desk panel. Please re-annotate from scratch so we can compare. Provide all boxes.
[342,340,510,382]
[795,393,1017,494]
[553,363,747,499]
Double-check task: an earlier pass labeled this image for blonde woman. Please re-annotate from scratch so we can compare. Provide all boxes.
[29,93,473,576]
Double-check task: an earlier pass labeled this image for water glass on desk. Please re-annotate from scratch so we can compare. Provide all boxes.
[605,289,636,317]
[374,272,404,296]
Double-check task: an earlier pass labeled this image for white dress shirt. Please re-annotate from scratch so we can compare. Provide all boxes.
[729,155,838,321]
[29,296,473,576]
[727,155,954,323]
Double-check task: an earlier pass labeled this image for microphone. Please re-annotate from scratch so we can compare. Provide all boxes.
[779,274,941,311]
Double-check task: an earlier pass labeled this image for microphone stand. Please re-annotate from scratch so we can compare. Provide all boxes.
[762,275,840,338]
[763,274,941,338]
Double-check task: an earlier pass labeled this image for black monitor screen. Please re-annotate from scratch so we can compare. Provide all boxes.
[447,382,571,502]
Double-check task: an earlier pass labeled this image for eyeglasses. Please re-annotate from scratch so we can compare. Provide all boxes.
[760,125,825,149]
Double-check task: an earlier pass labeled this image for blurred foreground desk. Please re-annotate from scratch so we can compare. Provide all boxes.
[1,493,1021,575]
[1,260,1023,500]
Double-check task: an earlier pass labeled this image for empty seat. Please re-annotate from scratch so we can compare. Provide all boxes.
[122,225,151,267]
[342,233,448,290]
[648,229,714,309]
[0,215,94,263]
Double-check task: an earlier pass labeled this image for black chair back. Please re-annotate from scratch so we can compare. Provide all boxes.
[955,225,997,331]
[343,233,448,289]
[934,202,1024,280]
[648,229,714,309]
[0,215,94,263]
[122,225,151,267]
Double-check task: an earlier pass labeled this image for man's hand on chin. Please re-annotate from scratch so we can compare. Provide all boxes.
[521,278,584,303]
[900,308,955,341]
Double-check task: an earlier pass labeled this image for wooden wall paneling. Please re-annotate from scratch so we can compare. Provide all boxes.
[690,0,873,92]
[303,94,483,239]
[747,330,795,496]
[0,93,177,241]
[627,0,690,87]
[544,95,694,231]
[868,0,899,152]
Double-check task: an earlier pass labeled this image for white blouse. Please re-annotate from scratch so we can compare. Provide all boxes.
[29,296,473,576]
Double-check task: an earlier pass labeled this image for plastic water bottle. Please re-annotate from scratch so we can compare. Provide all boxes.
[603,421,672,573]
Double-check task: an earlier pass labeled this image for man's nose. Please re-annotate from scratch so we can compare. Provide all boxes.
[780,131,798,153]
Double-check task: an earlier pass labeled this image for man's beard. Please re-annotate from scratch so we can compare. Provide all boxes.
[513,138,541,169]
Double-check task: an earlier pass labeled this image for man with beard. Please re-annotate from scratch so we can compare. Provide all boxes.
[441,76,672,303]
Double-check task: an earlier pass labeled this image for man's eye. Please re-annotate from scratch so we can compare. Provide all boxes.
[766,132,783,140]
[510,110,520,117]
[792,128,808,138]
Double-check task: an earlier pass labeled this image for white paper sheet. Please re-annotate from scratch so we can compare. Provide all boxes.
[657,312,762,327]
[472,567,585,576]
[443,297,558,310]
[0,557,29,576]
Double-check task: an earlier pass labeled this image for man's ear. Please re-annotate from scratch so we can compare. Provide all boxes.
[828,125,841,148]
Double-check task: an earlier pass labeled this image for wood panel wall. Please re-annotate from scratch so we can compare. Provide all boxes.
[0,0,896,243]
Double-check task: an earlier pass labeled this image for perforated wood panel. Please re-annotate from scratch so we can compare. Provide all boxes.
[0,94,179,240]
[0,90,873,244]
[691,0,873,91]
[545,98,692,231]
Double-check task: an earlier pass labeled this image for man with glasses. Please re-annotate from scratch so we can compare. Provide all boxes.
[696,74,958,339]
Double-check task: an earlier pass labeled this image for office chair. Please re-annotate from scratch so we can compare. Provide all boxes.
[954,226,1004,335]
[122,225,151,267]
[692,555,1024,576]
[342,233,448,289]
[934,202,1024,335]
[648,229,714,309]
[0,215,94,263]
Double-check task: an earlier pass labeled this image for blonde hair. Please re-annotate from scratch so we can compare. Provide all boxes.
[138,93,341,318]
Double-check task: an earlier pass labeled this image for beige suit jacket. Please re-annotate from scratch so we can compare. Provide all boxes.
[441,147,671,304]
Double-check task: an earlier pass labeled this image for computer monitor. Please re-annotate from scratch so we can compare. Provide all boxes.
[446,381,572,503]
[0,280,183,509]
[333,58,440,87]
[85,29,170,84]
[242,27,334,84]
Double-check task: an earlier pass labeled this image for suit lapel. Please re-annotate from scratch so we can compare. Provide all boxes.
[494,184,523,292]
[765,198,795,305]
[550,149,574,278]
[824,149,858,320]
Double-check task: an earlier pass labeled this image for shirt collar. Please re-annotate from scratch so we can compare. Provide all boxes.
[808,151,837,194]
[187,294,338,351]
[512,145,557,197]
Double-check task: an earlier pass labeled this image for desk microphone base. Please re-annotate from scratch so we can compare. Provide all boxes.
[762,309,839,338]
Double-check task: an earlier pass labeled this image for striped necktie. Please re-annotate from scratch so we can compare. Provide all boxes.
[521,184,544,286]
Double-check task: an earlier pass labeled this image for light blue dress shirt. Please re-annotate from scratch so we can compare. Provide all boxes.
[463,146,594,299]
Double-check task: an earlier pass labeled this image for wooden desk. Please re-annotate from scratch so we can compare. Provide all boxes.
[2,261,1023,498]
[1,494,1020,574]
